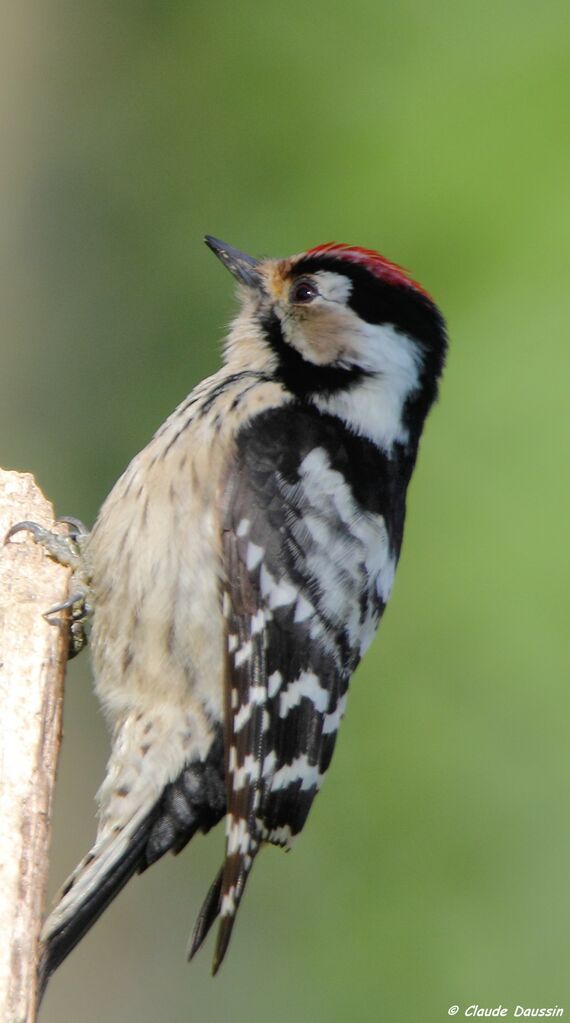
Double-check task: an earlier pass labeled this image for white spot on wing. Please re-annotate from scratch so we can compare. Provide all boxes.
[271,755,323,792]
[376,556,396,603]
[267,823,293,847]
[246,542,264,571]
[251,609,266,634]
[358,611,380,656]
[232,754,260,790]
[268,671,282,697]
[234,640,252,667]
[262,750,277,777]
[303,512,331,546]
[234,701,253,731]
[279,671,329,717]
[294,593,315,623]
[322,693,348,734]
[268,577,298,609]
[259,564,275,599]
[237,518,250,538]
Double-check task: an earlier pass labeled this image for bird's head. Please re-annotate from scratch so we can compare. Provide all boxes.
[205,236,448,452]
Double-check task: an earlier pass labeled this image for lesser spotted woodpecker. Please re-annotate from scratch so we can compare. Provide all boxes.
[33,236,448,991]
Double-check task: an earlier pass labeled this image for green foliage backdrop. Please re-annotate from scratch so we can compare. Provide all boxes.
[1,3,568,1021]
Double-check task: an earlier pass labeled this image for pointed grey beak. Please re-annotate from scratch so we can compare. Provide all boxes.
[204,236,262,288]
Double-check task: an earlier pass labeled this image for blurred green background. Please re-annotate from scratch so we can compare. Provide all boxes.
[1,2,568,1021]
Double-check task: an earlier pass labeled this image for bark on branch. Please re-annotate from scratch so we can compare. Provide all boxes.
[0,469,70,1023]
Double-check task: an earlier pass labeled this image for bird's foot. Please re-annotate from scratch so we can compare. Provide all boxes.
[4,515,93,658]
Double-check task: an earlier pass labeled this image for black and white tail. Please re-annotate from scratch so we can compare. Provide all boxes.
[39,729,226,1000]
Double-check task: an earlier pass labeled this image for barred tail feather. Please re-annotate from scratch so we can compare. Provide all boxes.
[212,834,261,974]
[187,846,260,974]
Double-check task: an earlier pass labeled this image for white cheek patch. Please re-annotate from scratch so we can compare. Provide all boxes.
[277,268,424,451]
[351,318,423,378]
[314,322,423,451]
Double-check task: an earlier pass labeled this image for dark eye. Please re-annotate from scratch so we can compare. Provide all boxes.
[290,278,319,304]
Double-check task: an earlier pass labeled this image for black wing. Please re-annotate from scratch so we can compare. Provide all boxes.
[194,404,401,971]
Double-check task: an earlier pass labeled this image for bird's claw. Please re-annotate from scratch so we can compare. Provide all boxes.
[5,517,92,658]
[57,516,89,540]
[43,591,92,658]
[5,519,85,569]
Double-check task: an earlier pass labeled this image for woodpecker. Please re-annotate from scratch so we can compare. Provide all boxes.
[15,237,447,993]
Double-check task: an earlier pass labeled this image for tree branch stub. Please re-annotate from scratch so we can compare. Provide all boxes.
[0,469,70,1023]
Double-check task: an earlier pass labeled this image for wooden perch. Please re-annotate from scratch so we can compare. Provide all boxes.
[0,469,70,1023]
